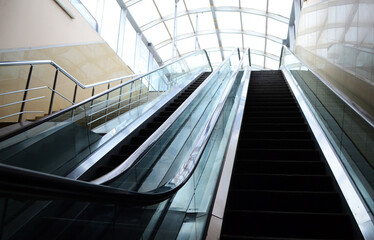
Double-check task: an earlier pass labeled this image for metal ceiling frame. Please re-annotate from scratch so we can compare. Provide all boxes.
[154,30,283,49]
[118,0,292,69]
[161,46,279,65]
[139,6,289,31]
[209,0,224,60]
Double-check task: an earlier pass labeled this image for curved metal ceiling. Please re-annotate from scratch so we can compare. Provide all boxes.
[125,0,293,69]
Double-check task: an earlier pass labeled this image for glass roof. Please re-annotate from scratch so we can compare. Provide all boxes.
[125,0,293,69]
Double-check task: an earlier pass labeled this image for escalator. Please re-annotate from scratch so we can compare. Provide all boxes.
[0,49,244,240]
[220,70,364,239]
[80,72,211,181]
[0,48,372,240]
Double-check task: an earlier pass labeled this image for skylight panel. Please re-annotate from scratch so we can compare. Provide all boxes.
[265,57,279,69]
[143,23,170,45]
[177,37,196,55]
[243,35,265,52]
[153,0,187,17]
[156,43,173,61]
[268,0,293,18]
[198,34,219,50]
[184,0,211,11]
[208,51,223,64]
[242,13,266,34]
[216,12,241,30]
[153,0,175,17]
[164,15,194,37]
[190,12,216,32]
[223,50,235,59]
[128,0,159,27]
[241,0,267,12]
[267,18,288,39]
[214,0,239,8]
[251,54,265,68]
[266,39,282,57]
[221,33,243,48]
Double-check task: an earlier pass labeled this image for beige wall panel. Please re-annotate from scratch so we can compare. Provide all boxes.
[0,43,134,122]
[0,0,102,50]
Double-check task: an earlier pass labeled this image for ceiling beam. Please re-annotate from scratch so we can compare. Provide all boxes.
[154,30,283,49]
[116,0,163,66]
[209,0,224,61]
[140,6,289,31]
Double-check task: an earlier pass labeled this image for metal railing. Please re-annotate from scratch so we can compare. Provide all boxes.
[0,86,74,121]
[0,60,139,122]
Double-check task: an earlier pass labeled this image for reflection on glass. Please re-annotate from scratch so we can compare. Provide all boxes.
[281,46,374,214]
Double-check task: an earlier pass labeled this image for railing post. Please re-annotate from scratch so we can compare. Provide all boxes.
[104,92,110,122]
[147,77,150,102]
[18,65,34,122]
[73,84,78,103]
[138,79,143,105]
[117,80,123,116]
[92,87,95,97]
[129,82,134,110]
[107,82,110,90]
[48,69,58,115]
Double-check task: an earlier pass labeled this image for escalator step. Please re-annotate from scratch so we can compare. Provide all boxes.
[147,122,162,129]
[169,102,181,108]
[154,116,168,122]
[226,190,342,213]
[241,130,311,139]
[121,145,139,155]
[230,174,333,191]
[139,128,155,137]
[242,111,302,118]
[222,210,354,239]
[165,106,178,111]
[233,160,326,175]
[243,106,300,112]
[241,123,308,131]
[108,154,130,167]
[173,99,186,104]
[94,166,114,178]
[245,117,304,124]
[238,139,315,149]
[130,136,148,145]
[246,97,295,102]
[159,111,174,117]
[236,149,320,161]
[245,101,297,106]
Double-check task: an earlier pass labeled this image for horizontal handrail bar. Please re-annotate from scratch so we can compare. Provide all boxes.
[0,111,45,121]
[0,86,49,96]
[0,96,45,109]
[0,60,139,89]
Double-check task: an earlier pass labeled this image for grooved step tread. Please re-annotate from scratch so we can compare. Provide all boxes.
[226,189,342,213]
[233,160,326,175]
[222,210,354,239]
